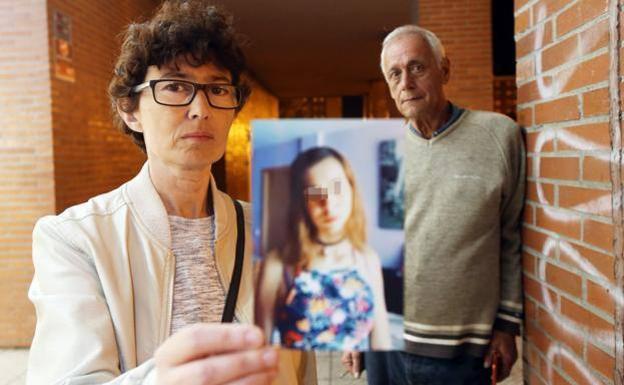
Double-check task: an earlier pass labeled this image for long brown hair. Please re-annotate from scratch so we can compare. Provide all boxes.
[280,147,367,269]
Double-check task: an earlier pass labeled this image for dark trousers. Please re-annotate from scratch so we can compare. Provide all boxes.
[365,351,491,385]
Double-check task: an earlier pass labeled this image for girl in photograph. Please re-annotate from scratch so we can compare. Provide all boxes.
[255,146,392,351]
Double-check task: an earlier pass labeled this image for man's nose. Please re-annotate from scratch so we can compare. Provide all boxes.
[399,70,415,90]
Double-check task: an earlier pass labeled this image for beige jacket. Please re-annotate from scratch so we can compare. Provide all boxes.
[27,163,315,385]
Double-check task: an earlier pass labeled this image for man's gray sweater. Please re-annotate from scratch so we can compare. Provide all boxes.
[403,108,525,358]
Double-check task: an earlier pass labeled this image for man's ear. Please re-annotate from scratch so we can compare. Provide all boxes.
[116,99,143,133]
[441,57,451,84]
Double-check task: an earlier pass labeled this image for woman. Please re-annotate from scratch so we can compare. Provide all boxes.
[27,2,313,384]
[256,147,392,351]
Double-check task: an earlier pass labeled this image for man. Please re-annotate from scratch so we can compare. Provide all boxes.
[344,25,524,384]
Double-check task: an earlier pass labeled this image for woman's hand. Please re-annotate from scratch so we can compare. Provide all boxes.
[340,351,362,379]
[155,323,278,385]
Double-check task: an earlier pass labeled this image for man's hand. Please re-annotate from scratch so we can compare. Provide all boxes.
[340,351,362,379]
[484,330,517,382]
[155,323,278,385]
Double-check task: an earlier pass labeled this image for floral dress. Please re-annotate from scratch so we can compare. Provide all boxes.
[276,267,375,351]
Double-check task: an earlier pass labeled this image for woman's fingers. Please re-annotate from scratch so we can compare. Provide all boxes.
[158,347,278,385]
[155,324,265,367]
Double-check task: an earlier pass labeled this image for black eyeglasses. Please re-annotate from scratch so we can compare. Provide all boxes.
[131,79,241,109]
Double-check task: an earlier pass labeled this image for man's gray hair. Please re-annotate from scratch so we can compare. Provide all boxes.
[380,25,446,74]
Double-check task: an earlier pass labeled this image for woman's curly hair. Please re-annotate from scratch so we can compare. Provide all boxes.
[108,0,251,152]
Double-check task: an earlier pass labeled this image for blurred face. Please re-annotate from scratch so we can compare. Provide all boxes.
[126,59,236,171]
[304,157,353,241]
[382,34,449,124]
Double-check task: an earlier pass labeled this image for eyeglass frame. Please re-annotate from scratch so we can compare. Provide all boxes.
[131,79,242,109]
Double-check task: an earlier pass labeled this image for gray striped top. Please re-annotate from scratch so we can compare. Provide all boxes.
[169,215,226,335]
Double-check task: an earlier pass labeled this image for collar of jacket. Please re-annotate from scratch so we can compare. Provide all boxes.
[124,162,232,249]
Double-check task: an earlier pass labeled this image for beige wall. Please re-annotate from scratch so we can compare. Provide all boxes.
[0,0,55,347]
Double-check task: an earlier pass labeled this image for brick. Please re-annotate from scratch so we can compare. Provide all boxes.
[536,206,582,239]
[541,354,563,383]
[517,57,535,84]
[534,96,580,124]
[587,342,615,378]
[560,297,613,334]
[583,155,611,183]
[525,274,559,307]
[524,250,537,274]
[557,122,611,151]
[583,219,613,251]
[538,307,584,355]
[525,297,537,321]
[529,370,547,385]
[539,156,579,180]
[517,22,553,59]
[587,279,615,314]
[579,18,609,55]
[420,0,494,111]
[582,87,609,116]
[526,130,555,153]
[560,355,597,385]
[559,185,611,216]
[527,181,555,204]
[523,226,556,256]
[525,315,553,354]
[516,0,532,12]
[542,35,580,72]
[532,0,570,23]
[528,156,536,178]
[561,241,615,283]
[519,77,554,104]
[518,107,534,127]
[545,262,582,297]
[559,53,609,93]
[556,0,609,37]
[524,203,536,225]
[516,9,531,34]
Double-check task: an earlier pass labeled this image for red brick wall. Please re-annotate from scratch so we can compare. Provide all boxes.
[515,0,620,383]
[226,79,278,201]
[0,0,55,347]
[418,0,494,111]
[48,0,153,213]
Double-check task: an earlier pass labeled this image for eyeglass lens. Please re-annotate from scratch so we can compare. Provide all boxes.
[153,80,238,107]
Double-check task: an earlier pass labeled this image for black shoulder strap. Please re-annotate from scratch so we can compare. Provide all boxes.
[221,197,245,323]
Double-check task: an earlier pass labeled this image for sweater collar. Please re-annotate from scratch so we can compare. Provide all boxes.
[409,102,464,138]
[124,162,230,249]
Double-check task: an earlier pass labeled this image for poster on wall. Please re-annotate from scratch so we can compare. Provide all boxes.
[251,119,405,352]
[53,9,75,82]
[378,139,404,229]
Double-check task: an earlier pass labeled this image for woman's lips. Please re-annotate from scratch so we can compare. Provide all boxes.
[182,132,214,140]
[323,216,338,223]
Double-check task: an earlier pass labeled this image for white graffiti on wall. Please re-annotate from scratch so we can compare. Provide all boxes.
[525,5,616,384]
